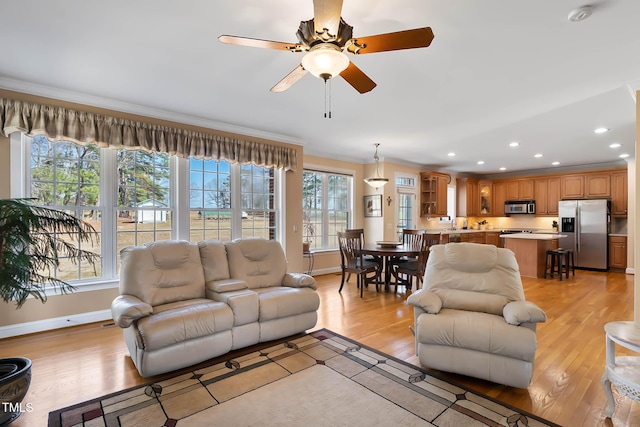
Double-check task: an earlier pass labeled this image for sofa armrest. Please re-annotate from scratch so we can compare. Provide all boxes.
[503,301,547,326]
[206,279,248,294]
[111,295,153,328]
[406,290,442,314]
[282,273,317,290]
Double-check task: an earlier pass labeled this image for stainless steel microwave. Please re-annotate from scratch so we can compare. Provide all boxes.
[504,200,535,215]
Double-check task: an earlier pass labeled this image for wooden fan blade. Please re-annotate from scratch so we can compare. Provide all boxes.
[313,0,343,38]
[339,62,376,94]
[219,35,305,52]
[271,65,308,92]
[345,27,434,55]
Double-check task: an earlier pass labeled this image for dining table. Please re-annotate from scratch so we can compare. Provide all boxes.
[361,242,421,291]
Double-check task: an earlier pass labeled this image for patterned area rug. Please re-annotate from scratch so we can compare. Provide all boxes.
[48,329,558,427]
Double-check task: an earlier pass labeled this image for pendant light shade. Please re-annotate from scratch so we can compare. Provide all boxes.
[364,143,389,188]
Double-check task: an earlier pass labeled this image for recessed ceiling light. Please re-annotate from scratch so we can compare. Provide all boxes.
[447,152,456,157]
[499,167,506,171]
[534,154,543,158]
[568,6,593,23]
[619,153,630,158]
[552,161,560,166]
[609,143,621,148]
[509,142,519,147]
[477,160,485,165]
[594,127,609,134]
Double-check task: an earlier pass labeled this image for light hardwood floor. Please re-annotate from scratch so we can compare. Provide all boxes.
[1,269,638,426]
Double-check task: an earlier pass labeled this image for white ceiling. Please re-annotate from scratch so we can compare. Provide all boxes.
[1,0,639,175]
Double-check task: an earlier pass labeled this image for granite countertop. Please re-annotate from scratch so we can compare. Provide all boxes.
[500,233,567,240]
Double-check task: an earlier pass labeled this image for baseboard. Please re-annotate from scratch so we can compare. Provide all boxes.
[310,267,341,276]
[625,267,635,275]
[0,309,112,339]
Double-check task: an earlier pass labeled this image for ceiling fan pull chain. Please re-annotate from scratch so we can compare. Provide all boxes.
[324,77,332,119]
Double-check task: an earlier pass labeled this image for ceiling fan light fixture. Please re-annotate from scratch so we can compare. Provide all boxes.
[364,143,389,189]
[301,44,349,79]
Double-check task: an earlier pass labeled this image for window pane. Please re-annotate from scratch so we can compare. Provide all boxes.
[29,135,103,282]
[189,159,273,242]
[241,164,275,240]
[303,170,352,250]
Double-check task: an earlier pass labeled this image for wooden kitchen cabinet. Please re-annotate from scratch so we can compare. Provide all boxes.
[611,171,628,217]
[609,236,627,269]
[585,173,611,198]
[456,178,479,217]
[561,174,585,199]
[547,178,560,215]
[519,179,535,200]
[460,232,485,244]
[534,177,560,215]
[479,181,492,215]
[505,179,534,200]
[420,172,448,217]
[485,231,501,247]
[493,181,506,216]
[505,180,519,200]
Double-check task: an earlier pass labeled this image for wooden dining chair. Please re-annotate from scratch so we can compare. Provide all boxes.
[337,230,381,297]
[394,233,440,292]
[343,228,380,284]
[389,228,424,280]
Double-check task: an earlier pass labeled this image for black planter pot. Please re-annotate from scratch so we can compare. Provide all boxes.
[0,358,32,426]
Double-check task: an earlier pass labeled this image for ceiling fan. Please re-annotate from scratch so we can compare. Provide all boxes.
[218,0,434,94]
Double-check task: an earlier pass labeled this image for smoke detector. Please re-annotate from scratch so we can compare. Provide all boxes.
[568,5,593,22]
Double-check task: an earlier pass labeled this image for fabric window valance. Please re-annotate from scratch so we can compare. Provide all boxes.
[0,98,297,171]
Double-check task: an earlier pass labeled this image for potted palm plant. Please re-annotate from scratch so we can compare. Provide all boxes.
[0,198,100,424]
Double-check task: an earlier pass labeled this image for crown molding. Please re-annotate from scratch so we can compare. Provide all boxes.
[0,77,305,147]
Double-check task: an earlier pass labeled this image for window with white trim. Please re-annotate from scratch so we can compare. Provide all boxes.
[16,134,281,286]
[302,169,352,250]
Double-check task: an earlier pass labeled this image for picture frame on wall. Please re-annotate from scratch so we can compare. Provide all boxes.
[364,194,382,217]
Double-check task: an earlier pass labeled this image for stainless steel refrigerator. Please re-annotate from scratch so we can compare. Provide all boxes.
[558,199,609,270]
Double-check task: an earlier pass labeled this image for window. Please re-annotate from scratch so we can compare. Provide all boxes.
[396,174,418,236]
[17,134,281,287]
[439,185,456,223]
[302,170,352,250]
[116,150,172,260]
[189,160,276,242]
[29,135,102,281]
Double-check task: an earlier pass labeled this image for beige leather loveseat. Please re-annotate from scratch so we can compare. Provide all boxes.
[111,238,319,377]
[407,243,546,388]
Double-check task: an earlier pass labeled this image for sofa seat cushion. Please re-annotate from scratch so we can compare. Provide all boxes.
[253,287,320,322]
[137,298,233,351]
[416,309,537,362]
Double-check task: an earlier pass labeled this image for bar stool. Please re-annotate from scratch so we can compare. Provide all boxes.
[559,249,575,279]
[544,249,563,280]
[544,248,575,281]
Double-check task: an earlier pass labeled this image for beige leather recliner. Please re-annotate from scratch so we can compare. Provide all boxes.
[111,238,319,377]
[407,243,547,388]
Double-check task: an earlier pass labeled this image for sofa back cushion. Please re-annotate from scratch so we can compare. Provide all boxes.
[424,243,525,315]
[198,240,231,285]
[120,240,205,306]
[225,238,287,289]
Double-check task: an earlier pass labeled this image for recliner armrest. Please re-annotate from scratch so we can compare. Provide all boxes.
[111,295,153,328]
[282,273,317,290]
[206,279,248,293]
[407,290,442,314]
[503,301,547,325]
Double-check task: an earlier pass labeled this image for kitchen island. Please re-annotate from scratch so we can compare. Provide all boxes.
[500,233,567,278]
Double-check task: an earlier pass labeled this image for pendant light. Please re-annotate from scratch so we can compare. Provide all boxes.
[364,143,389,188]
